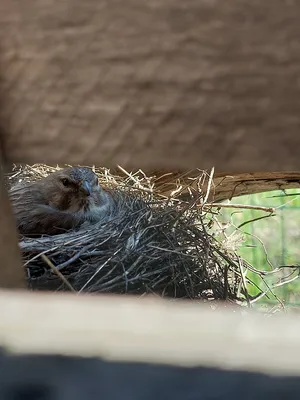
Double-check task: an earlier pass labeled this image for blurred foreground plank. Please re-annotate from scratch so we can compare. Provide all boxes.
[0,290,300,377]
[0,166,26,289]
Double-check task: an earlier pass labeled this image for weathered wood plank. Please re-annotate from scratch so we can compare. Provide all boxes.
[0,0,300,171]
[154,171,300,201]
[0,167,25,289]
[0,290,300,376]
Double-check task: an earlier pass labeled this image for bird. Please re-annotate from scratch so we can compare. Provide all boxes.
[8,167,114,236]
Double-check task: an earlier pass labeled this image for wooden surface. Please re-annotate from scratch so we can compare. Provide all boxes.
[155,171,300,201]
[0,0,300,171]
[0,167,26,289]
[1,289,300,377]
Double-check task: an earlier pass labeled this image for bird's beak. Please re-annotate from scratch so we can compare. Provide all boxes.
[80,181,91,196]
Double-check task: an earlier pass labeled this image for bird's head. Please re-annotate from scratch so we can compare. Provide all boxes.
[42,167,110,213]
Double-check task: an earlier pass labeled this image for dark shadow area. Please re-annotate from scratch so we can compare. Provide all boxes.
[0,349,299,400]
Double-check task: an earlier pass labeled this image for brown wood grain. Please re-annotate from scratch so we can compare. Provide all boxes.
[0,0,300,171]
[153,171,300,201]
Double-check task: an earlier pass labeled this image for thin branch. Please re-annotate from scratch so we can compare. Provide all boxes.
[237,214,274,230]
[205,203,276,213]
[41,254,76,293]
[56,245,94,271]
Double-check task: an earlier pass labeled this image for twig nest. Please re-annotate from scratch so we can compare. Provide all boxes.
[7,164,242,302]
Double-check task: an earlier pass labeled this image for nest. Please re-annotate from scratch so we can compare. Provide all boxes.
[6,164,244,303]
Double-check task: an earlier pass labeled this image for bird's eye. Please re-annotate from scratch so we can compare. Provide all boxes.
[61,178,70,187]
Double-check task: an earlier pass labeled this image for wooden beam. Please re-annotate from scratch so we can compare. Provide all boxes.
[1,0,300,172]
[1,290,300,376]
[0,167,26,289]
[153,171,300,201]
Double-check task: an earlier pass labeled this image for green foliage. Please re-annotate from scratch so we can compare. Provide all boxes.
[218,189,300,307]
